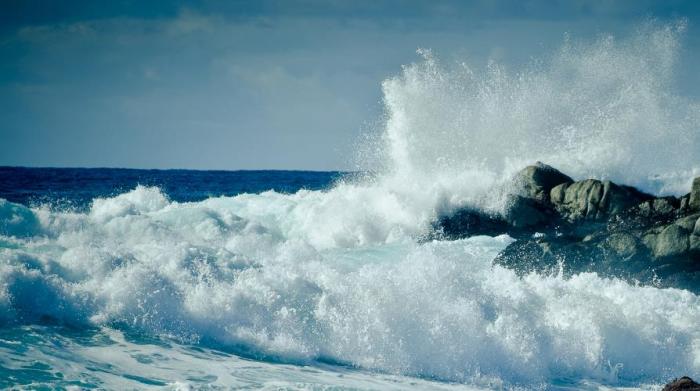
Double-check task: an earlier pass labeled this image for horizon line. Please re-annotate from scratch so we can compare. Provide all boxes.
[0,165,354,173]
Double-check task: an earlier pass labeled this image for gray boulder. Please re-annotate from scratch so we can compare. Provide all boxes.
[504,195,551,228]
[641,214,700,259]
[680,194,690,213]
[512,162,573,202]
[688,216,700,252]
[644,224,690,259]
[690,177,700,211]
[504,162,572,228]
[550,179,652,222]
[691,234,700,252]
[603,232,642,260]
[662,376,700,391]
[675,214,700,231]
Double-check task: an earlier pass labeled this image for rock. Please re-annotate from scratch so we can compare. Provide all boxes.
[623,197,679,229]
[645,224,690,259]
[680,194,690,213]
[603,232,641,259]
[550,180,600,221]
[662,376,700,391]
[690,215,700,252]
[503,163,572,228]
[675,213,700,231]
[432,163,700,293]
[690,235,700,252]
[504,195,551,228]
[690,178,700,211]
[512,162,573,202]
[494,239,555,274]
[654,197,679,215]
[435,208,510,239]
[550,179,652,222]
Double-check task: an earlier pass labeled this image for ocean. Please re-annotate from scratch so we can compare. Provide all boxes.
[1,166,697,390]
[2,22,700,390]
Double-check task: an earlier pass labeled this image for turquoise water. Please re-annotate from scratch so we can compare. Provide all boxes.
[0,325,485,390]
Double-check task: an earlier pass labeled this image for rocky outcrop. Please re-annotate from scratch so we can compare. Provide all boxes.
[690,178,700,211]
[513,162,574,203]
[439,162,573,234]
[550,179,653,223]
[434,163,700,292]
[663,377,700,391]
[504,162,572,228]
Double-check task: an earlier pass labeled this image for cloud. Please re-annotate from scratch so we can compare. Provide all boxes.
[165,9,217,35]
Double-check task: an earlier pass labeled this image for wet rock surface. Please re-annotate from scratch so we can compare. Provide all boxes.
[663,377,700,391]
[434,163,700,293]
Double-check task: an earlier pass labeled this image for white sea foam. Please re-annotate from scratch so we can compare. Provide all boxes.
[0,185,699,387]
[1,23,700,388]
[0,325,488,390]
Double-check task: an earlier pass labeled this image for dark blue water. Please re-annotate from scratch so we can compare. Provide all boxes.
[0,166,342,209]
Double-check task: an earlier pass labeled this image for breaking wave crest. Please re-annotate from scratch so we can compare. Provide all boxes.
[1,184,699,387]
[375,20,699,199]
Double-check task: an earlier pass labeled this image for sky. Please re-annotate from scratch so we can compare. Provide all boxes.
[1,0,700,170]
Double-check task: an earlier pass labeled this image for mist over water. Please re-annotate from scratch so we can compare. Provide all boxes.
[1,23,700,389]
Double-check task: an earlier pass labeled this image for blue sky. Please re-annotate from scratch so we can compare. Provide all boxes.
[2,0,700,170]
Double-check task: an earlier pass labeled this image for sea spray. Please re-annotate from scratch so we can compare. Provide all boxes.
[373,21,699,199]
